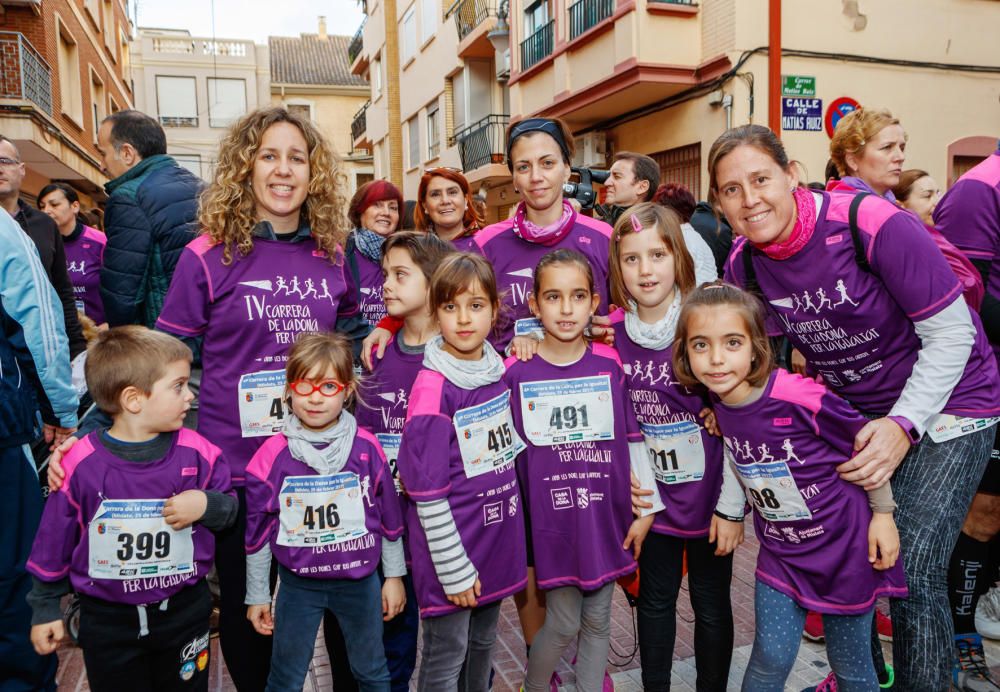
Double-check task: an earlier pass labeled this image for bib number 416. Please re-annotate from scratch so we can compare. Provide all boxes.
[303,503,340,531]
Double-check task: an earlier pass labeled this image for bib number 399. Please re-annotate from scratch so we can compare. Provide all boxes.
[88,499,194,580]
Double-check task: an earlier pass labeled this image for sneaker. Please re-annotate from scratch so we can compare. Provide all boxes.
[879,663,895,689]
[976,586,1000,641]
[876,608,893,642]
[800,671,837,692]
[953,633,1000,691]
[803,610,825,641]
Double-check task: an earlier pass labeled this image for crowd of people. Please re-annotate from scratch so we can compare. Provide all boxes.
[1,102,998,692]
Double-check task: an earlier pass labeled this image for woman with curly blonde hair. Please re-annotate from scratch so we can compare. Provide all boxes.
[155,105,371,691]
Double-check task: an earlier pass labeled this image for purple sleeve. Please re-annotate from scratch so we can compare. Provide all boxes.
[869,212,963,321]
[814,389,869,460]
[244,448,279,554]
[156,246,212,337]
[934,180,1000,261]
[620,369,643,442]
[396,414,454,501]
[337,250,361,319]
[371,444,404,539]
[27,487,80,582]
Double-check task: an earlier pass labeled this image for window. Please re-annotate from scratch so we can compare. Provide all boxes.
[207,78,246,128]
[524,0,550,34]
[84,0,101,25]
[426,102,440,159]
[402,7,417,63]
[421,0,437,43]
[110,96,121,114]
[451,73,466,133]
[102,1,116,57]
[90,70,106,143]
[155,76,198,127]
[172,154,202,180]
[407,117,420,169]
[57,20,84,125]
[120,28,131,79]
[651,142,701,198]
[372,56,383,97]
[286,103,312,120]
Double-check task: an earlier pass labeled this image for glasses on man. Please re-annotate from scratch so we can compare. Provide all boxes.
[0,157,20,167]
[288,379,346,397]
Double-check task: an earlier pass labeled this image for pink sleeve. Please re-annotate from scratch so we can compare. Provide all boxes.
[244,435,287,553]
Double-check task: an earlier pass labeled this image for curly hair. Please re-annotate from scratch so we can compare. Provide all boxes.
[829,107,903,178]
[199,106,349,263]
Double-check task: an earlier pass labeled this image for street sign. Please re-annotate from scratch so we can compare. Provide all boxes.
[782,98,823,131]
[782,75,816,96]
[825,97,861,138]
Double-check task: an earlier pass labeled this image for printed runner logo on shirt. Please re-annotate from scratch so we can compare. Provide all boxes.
[519,375,615,446]
[277,473,369,548]
[641,420,705,484]
[237,369,288,438]
[88,500,194,579]
[453,390,526,478]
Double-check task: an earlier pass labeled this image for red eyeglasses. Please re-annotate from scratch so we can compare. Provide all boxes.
[288,379,346,397]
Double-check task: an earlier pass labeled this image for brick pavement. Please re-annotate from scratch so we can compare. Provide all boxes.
[55,524,1000,691]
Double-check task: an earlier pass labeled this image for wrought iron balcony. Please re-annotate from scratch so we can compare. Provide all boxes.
[451,114,508,171]
[351,101,369,143]
[451,0,497,41]
[348,21,365,63]
[568,0,614,39]
[519,21,553,71]
[0,32,53,116]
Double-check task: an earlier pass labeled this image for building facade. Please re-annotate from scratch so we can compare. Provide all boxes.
[270,17,372,197]
[129,27,269,181]
[0,0,133,208]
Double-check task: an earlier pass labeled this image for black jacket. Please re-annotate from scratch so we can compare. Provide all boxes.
[688,201,735,278]
[14,201,87,358]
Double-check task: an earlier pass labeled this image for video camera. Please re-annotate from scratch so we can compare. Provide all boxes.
[562,167,610,210]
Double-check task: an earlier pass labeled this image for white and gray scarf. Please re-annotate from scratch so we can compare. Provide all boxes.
[422,335,506,389]
[284,410,358,475]
[623,290,682,351]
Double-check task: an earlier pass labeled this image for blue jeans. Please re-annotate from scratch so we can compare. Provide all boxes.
[266,567,389,692]
[742,581,876,692]
[888,426,993,691]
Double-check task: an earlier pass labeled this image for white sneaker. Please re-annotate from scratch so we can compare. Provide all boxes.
[976,586,1000,641]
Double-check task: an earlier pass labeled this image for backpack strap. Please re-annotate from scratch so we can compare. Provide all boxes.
[847,192,873,274]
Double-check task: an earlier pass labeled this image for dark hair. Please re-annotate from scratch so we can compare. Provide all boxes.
[381,231,454,283]
[532,248,595,298]
[653,182,696,222]
[614,152,660,202]
[824,158,840,183]
[348,180,403,229]
[707,125,790,210]
[37,182,79,207]
[430,252,500,315]
[102,110,167,159]
[672,281,774,388]
[401,200,417,231]
[893,169,931,202]
[609,203,695,309]
[506,117,576,169]
[414,168,483,233]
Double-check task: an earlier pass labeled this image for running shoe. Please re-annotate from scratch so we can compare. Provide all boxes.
[953,633,1000,691]
[800,671,837,692]
[976,585,1000,641]
[803,610,825,642]
[875,608,893,642]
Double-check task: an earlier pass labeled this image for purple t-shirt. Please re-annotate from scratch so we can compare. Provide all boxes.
[27,429,232,605]
[63,225,106,324]
[356,252,387,327]
[504,343,640,591]
[396,371,527,618]
[474,214,612,349]
[244,429,403,580]
[449,233,481,253]
[610,310,723,538]
[156,235,360,482]
[725,190,1000,419]
[714,370,907,614]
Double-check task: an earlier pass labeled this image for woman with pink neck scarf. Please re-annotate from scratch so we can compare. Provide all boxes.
[713,124,999,692]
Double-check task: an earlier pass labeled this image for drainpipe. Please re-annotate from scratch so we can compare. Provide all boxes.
[768,0,781,136]
[722,93,734,130]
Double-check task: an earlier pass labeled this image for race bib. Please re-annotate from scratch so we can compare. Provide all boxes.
[454,391,526,478]
[642,420,706,485]
[514,318,546,341]
[277,473,368,548]
[926,414,1000,443]
[88,500,194,580]
[376,433,403,493]
[237,369,288,438]
[519,375,615,446]
[733,460,812,522]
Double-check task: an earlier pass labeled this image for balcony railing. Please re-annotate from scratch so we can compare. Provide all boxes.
[519,21,553,71]
[452,114,509,171]
[351,100,369,142]
[648,0,697,4]
[451,0,497,41]
[348,21,365,63]
[0,32,53,115]
[568,0,614,39]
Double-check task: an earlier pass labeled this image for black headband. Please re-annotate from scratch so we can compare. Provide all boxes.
[506,118,572,170]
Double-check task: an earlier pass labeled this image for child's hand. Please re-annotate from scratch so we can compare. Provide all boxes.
[446,578,481,609]
[709,515,744,556]
[382,576,406,621]
[509,336,540,362]
[46,436,81,491]
[630,470,655,516]
[868,512,900,570]
[30,620,65,655]
[362,327,394,370]
[699,408,720,437]
[247,604,274,636]
[588,314,615,346]
[163,490,207,529]
[623,514,655,559]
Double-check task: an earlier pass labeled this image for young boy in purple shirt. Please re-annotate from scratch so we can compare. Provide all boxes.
[27,327,236,692]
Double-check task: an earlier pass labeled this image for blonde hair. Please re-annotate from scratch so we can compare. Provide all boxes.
[86,326,192,415]
[829,107,903,177]
[199,106,349,263]
[609,202,695,310]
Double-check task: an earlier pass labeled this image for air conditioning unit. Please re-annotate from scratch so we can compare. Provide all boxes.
[572,132,607,168]
[496,49,511,81]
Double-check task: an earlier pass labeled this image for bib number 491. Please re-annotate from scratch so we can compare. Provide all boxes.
[117,531,171,562]
[303,503,340,531]
[549,405,589,431]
